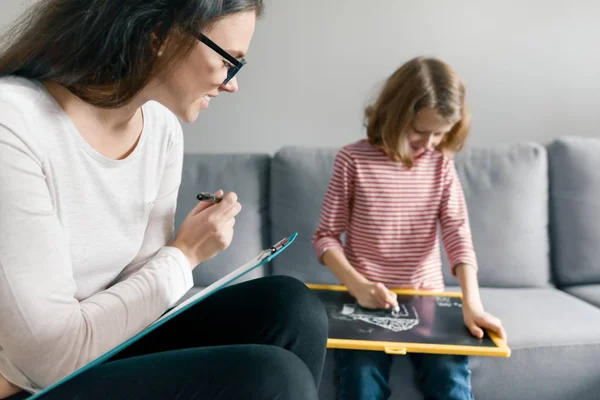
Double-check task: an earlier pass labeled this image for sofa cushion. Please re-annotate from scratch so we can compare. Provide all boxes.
[269,147,341,282]
[319,287,600,400]
[270,144,550,287]
[563,284,600,308]
[175,153,271,286]
[440,142,550,287]
[548,136,600,286]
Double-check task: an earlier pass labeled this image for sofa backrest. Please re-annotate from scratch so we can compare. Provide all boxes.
[175,153,271,287]
[269,143,551,288]
[269,147,340,284]
[548,136,600,287]
[444,142,550,287]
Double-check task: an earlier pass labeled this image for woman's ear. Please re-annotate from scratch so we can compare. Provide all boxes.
[151,21,175,57]
[150,31,164,57]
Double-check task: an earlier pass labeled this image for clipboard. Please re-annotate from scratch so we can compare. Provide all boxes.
[308,284,510,358]
[27,233,298,399]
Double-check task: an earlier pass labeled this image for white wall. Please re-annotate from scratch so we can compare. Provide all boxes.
[3,0,599,154]
[0,0,32,27]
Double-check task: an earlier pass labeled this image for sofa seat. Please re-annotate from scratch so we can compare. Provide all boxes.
[563,284,600,309]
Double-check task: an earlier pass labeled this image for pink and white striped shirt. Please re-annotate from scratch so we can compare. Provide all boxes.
[312,139,477,291]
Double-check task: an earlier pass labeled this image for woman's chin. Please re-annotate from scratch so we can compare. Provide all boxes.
[177,105,203,123]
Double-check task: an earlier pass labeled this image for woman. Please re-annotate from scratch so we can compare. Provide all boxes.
[0,1,328,399]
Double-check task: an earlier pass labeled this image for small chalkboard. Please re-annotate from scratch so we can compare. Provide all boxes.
[309,284,510,357]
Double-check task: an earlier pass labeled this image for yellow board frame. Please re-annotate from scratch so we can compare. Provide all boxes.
[307,284,511,358]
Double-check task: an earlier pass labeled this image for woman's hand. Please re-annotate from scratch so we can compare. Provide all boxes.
[462,302,507,342]
[170,190,242,269]
[348,280,399,310]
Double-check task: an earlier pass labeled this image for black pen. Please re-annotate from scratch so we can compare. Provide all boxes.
[196,192,223,203]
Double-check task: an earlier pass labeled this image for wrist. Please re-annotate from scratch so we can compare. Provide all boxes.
[169,239,198,270]
[455,263,482,308]
[346,274,370,293]
[462,294,483,311]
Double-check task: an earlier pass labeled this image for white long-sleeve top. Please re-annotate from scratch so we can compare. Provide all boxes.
[0,76,194,394]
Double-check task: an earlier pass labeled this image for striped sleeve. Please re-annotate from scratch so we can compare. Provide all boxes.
[312,149,355,263]
[439,157,478,275]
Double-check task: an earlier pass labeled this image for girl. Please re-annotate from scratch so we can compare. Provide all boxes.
[0,1,327,399]
[313,57,506,400]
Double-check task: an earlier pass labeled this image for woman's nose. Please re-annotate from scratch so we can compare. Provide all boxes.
[220,77,239,93]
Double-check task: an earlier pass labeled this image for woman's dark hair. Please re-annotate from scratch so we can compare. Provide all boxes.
[0,0,264,107]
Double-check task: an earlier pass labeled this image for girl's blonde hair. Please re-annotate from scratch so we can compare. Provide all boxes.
[365,56,471,167]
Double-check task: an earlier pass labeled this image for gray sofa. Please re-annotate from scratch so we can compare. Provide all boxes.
[174,136,600,400]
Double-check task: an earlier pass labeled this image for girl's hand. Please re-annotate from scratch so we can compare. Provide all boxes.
[462,302,507,342]
[348,280,399,310]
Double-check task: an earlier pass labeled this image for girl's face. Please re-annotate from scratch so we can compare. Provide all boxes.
[151,11,257,123]
[407,108,457,157]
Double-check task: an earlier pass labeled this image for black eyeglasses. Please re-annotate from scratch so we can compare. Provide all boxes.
[194,32,246,85]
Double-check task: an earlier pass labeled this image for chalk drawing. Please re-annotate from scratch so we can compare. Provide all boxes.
[332,303,420,332]
[436,297,462,308]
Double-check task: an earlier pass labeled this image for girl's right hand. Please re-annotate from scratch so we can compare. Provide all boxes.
[170,190,242,269]
[349,280,399,310]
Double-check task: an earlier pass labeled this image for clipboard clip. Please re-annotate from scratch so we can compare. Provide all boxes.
[269,237,289,254]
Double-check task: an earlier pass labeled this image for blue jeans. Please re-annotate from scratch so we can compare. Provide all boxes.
[336,349,474,400]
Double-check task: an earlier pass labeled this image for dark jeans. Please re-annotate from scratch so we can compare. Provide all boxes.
[336,349,474,400]
[9,275,328,400]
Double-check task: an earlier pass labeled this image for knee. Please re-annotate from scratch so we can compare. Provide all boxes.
[424,354,470,374]
[335,350,392,400]
[412,355,473,399]
[336,349,391,379]
[414,354,471,385]
[263,276,328,336]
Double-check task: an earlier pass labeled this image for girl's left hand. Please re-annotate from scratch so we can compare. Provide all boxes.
[462,303,507,342]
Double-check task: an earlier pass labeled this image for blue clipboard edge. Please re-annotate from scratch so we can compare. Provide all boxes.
[307,283,511,358]
[27,232,298,399]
